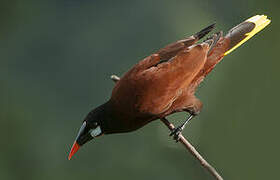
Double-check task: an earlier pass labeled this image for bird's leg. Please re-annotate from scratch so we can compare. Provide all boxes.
[170,114,195,142]
[169,97,202,142]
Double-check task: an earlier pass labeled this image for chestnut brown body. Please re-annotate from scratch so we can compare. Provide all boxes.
[68,15,271,160]
[108,32,229,133]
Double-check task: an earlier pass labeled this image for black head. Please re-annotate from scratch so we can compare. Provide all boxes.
[68,106,105,160]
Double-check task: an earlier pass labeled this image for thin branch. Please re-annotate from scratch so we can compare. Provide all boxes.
[110,74,223,180]
[110,75,120,83]
[160,117,223,180]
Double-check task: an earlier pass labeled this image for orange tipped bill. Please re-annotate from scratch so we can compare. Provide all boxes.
[68,141,80,160]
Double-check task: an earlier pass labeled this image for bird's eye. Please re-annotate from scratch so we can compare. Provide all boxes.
[89,126,102,137]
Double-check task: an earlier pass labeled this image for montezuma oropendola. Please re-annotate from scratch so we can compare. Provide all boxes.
[68,15,270,160]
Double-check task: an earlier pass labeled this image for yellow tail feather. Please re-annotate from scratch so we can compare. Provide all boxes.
[224,15,271,56]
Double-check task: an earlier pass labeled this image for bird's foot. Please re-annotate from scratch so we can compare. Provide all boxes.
[170,126,183,142]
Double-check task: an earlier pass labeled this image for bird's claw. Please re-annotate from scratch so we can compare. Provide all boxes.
[170,127,183,142]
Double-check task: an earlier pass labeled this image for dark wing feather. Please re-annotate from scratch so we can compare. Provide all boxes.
[156,23,215,61]
[128,24,216,72]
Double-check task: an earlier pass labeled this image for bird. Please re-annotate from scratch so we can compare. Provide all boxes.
[68,15,270,160]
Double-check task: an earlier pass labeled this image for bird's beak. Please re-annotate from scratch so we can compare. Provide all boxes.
[68,141,80,160]
[68,122,86,160]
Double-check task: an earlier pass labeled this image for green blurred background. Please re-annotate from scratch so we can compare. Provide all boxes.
[1,0,278,179]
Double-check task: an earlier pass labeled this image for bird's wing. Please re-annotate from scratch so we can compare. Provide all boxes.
[156,23,215,61]
[111,43,210,116]
[111,24,216,115]
[131,23,216,71]
[131,43,210,115]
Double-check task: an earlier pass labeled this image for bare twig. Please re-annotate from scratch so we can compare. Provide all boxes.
[161,117,223,180]
[110,74,223,180]
[110,75,120,83]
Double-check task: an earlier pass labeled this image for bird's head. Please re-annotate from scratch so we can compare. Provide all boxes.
[68,109,104,160]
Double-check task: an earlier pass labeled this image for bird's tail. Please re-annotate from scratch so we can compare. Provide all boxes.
[224,15,271,55]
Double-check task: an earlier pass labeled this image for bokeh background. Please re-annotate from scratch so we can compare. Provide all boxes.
[1,0,278,179]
